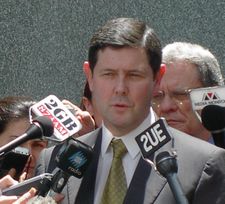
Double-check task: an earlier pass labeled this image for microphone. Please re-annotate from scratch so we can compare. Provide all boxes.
[37,137,93,196]
[156,151,189,204]
[0,116,54,156]
[30,95,82,142]
[201,104,225,148]
[189,85,225,111]
[135,118,172,167]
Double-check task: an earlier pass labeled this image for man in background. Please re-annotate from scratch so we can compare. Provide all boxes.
[152,42,224,142]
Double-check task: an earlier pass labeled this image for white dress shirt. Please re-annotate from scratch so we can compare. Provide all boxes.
[94,108,157,204]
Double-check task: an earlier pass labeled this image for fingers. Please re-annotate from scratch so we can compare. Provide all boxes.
[8,169,17,180]
[53,193,65,202]
[62,100,81,115]
[62,99,96,136]
[0,175,18,190]
[19,172,27,183]
[12,188,36,204]
[0,195,18,204]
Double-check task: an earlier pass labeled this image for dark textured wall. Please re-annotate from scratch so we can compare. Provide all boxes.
[1,0,225,103]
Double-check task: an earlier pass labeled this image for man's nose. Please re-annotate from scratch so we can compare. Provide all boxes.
[114,77,128,95]
[158,94,179,114]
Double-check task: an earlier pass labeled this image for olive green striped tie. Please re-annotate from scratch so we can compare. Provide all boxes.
[101,139,128,204]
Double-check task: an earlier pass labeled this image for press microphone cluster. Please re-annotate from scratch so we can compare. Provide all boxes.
[2,137,93,203]
[0,116,54,156]
[201,104,225,148]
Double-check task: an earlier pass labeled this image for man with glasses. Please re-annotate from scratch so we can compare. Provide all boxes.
[152,42,224,142]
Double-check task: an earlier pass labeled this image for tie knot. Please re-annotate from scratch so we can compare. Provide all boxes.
[111,139,127,158]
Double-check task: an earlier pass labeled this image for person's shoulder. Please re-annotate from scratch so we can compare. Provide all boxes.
[168,126,225,156]
[75,128,101,147]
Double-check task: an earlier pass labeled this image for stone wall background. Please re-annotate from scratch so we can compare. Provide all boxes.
[1,0,225,103]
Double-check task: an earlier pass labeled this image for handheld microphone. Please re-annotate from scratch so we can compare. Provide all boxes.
[156,151,189,204]
[201,104,225,148]
[189,85,225,111]
[37,137,93,196]
[0,116,54,156]
[30,95,82,142]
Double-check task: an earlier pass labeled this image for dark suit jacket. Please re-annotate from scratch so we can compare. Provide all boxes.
[36,127,225,204]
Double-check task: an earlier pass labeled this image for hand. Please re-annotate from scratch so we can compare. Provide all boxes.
[0,175,36,204]
[62,100,96,136]
[12,188,36,204]
[6,169,17,181]
[0,175,18,190]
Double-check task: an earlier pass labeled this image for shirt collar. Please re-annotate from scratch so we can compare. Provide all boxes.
[101,108,157,159]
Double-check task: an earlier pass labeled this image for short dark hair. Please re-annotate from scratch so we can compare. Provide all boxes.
[88,17,162,76]
[0,96,36,134]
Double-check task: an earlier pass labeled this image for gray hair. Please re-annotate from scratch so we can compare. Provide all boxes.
[162,42,224,86]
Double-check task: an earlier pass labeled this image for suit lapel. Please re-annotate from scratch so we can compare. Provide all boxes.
[124,157,152,204]
[143,168,167,204]
[123,154,167,204]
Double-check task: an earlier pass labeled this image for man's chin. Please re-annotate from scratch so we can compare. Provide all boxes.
[167,121,185,131]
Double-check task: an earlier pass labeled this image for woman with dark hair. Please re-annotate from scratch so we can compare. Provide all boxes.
[0,96,48,180]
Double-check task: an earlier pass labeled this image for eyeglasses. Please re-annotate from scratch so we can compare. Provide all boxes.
[152,89,192,109]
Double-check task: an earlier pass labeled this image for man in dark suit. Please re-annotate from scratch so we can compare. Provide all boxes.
[36,17,225,204]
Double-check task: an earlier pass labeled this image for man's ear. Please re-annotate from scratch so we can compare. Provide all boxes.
[153,64,166,94]
[83,61,93,91]
[155,64,166,85]
[82,96,94,116]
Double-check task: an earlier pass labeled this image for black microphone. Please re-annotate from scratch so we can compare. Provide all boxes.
[201,105,225,148]
[156,151,189,204]
[38,137,93,196]
[0,116,54,156]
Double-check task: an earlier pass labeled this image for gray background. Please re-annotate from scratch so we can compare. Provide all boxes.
[1,0,225,103]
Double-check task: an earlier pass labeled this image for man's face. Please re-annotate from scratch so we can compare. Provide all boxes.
[88,47,158,136]
[152,60,206,138]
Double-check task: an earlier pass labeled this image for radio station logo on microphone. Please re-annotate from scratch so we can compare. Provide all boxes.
[67,151,88,177]
[190,86,225,110]
[30,95,82,141]
[69,151,87,169]
[135,118,171,159]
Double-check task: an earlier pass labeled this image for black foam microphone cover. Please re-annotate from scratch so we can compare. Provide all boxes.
[32,116,54,137]
[201,105,225,132]
[156,151,177,176]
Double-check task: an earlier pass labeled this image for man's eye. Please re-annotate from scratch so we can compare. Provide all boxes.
[103,72,114,76]
[130,74,141,78]
[153,91,164,98]
[172,91,189,100]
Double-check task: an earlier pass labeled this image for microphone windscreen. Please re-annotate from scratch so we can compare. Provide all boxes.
[33,116,54,137]
[155,151,178,177]
[155,151,171,164]
[201,105,225,132]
